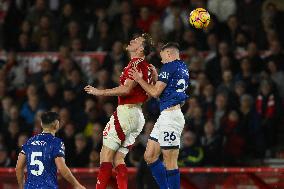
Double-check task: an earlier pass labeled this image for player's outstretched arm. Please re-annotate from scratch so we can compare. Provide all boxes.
[55,157,86,189]
[129,67,166,98]
[84,79,137,96]
[16,153,26,189]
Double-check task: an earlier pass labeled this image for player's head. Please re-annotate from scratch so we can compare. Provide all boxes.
[160,42,180,64]
[41,111,60,132]
[126,33,154,57]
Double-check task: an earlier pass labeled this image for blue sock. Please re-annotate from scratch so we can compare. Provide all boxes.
[148,159,169,189]
[166,169,180,189]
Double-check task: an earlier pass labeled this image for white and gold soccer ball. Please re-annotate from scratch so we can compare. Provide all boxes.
[189,8,210,29]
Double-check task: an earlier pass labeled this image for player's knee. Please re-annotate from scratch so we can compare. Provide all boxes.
[113,152,126,167]
[113,158,124,168]
[144,140,160,164]
[162,150,179,169]
[144,151,157,164]
[100,146,116,163]
[144,152,153,164]
[163,157,178,170]
[100,152,112,163]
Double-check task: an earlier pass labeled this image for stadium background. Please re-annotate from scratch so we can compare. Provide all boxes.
[0,0,284,188]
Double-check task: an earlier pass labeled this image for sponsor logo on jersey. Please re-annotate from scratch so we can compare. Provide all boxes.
[159,72,169,79]
[31,141,47,146]
[131,58,144,68]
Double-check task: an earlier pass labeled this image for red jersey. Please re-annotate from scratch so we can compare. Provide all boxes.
[118,58,150,105]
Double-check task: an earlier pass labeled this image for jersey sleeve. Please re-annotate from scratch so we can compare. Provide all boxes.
[20,143,27,155]
[158,64,171,84]
[53,139,65,159]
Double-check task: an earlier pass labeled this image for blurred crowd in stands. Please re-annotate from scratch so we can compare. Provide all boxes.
[0,0,284,179]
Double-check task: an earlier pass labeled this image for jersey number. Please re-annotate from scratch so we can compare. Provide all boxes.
[176,79,187,92]
[164,132,176,142]
[30,152,44,176]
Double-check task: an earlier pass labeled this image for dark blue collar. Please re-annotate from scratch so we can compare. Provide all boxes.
[167,59,180,64]
[40,132,53,136]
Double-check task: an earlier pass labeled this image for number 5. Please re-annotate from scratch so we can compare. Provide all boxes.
[30,152,44,176]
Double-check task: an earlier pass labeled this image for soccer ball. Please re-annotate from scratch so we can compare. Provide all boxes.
[189,8,210,29]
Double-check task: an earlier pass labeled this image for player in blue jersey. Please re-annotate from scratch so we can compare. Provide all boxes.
[129,42,189,189]
[15,111,85,189]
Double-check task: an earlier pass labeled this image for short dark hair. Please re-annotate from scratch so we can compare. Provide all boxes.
[141,33,154,56]
[41,111,59,125]
[161,42,180,51]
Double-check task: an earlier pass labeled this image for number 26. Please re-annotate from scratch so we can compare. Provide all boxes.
[164,132,176,142]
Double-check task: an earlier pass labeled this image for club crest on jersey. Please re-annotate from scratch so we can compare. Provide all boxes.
[103,123,111,137]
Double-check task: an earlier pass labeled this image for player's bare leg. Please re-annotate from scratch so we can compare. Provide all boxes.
[162,149,179,169]
[114,151,127,189]
[114,151,126,167]
[144,139,169,189]
[144,139,161,164]
[162,149,180,189]
[100,145,116,163]
[96,146,116,189]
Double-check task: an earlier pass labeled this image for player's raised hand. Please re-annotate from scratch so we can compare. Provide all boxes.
[84,85,101,96]
[149,64,158,83]
[128,67,143,81]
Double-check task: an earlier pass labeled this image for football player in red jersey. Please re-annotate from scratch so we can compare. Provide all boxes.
[84,33,155,189]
